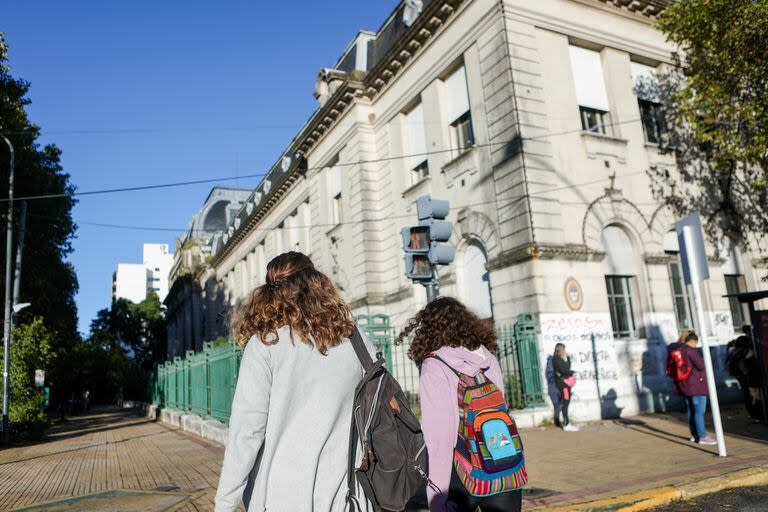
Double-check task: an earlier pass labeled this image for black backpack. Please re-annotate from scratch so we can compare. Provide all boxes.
[346,327,426,512]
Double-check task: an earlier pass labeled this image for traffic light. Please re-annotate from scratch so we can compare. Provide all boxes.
[401,196,455,289]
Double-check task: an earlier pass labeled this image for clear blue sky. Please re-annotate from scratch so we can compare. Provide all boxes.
[5,1,396,335]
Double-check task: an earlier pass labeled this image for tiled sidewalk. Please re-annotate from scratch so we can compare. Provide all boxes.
[0,405,765,511]
[0,408,228,511]
[520,406,768,509]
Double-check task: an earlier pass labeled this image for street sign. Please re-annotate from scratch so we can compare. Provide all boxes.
[675,211,726,457]
[675,212,710,285]
[34,369,44,388]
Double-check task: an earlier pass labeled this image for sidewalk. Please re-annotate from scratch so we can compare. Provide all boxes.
[520,405,768,510]
[0,407,227,511]
[0,405,765,511]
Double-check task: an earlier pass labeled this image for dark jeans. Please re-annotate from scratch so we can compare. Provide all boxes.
[447,468,522,512]
[554,386,571,426]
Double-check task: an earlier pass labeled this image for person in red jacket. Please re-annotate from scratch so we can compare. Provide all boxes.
[668,331,716,445]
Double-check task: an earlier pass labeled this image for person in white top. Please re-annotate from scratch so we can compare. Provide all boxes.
[215,252,374,512]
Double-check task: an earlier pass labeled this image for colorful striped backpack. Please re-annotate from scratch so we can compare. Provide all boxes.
[430,355,527,496]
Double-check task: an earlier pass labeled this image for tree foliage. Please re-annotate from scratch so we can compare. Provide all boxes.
[649,0,768,253]
[1,317,54,436]
[0,33,79,341]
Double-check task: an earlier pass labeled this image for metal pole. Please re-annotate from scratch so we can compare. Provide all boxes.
[683,224,726,456]
[424,281,438,303]
[12,201,26,309]
[1,135,15,443]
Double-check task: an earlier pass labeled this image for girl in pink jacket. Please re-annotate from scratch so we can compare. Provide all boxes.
[396,297,522,512]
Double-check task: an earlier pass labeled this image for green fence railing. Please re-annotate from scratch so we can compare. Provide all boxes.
[151,341,242,422]
[150,313,545,423]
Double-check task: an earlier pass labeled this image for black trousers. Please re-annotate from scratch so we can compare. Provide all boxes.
[447,468,522,512]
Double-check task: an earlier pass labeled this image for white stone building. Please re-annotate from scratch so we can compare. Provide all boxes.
[165,187,252,358]
[174,0,766,422]
[112,243,173,304]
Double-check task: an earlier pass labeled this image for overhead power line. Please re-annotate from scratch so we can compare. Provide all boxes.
[0,115,651,203]
[30,169,652,234]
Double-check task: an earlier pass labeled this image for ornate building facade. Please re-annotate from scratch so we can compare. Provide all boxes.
[170,0,766,421]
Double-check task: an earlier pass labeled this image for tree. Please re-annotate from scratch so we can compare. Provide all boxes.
[648,0,768,255]
[0,317,54,437]
[0,33,79,340]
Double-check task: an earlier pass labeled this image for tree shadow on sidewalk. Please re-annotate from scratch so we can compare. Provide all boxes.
[654,406,768,445]
[613,418,715,455]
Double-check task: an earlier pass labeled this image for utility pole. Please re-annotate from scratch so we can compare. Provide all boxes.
[1,134,15,443]
[401,196,455,302]
[12,201,26,309]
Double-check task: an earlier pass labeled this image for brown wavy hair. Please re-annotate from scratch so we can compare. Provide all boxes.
[233,251,354,353]
[394,296,497,365]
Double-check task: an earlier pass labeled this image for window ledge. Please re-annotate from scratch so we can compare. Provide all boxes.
[401,175,432,198]
[325,223,342,238]
[442,146,479,189]
[580,131,628,145]
[581,131,629,163]
[441,146,475,171]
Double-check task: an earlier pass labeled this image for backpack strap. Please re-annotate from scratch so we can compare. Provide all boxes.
[350,326,374,374]
[426,353,488,385]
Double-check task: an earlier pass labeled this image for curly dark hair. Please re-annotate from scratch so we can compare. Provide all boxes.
[394,296,497,365]
[233,251,354,353]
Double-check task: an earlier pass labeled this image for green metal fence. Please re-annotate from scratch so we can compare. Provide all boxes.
[151,341,242,422]
[150,313,545,423]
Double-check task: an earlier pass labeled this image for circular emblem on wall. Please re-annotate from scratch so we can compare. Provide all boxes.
[564,277,583,311]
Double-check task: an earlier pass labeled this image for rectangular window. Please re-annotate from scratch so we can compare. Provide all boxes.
[405,102,429,183]
[451,111,474,153]
[638,100,663,144]
[444,64,473,154]
[668,260,695,330]
[725,274,746,328]
[605,276,637,338]
[569,45,611,135]
[579,107,608,134]
[632,62,664,144]
[328,160,342,225]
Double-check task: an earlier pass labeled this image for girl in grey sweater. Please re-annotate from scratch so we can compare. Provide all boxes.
[215,252,373,512]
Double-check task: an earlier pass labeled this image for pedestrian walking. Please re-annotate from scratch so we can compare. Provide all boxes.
[666,331,717,445]
[396,297,524,512]
[552,343,578,432]
[214,252,374,512]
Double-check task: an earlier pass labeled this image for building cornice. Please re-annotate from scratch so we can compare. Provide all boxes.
[487,243,605,270]
[211,169,306,269]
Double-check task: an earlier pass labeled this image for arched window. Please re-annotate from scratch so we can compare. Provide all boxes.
[458,242,493,319]
[721,237,747,328]
[602,225,638,338]
[664,231,695,330]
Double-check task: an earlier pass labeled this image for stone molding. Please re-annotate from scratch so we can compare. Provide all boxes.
[486,242,604,270]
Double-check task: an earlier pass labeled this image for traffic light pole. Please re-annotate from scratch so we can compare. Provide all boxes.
[424,280,439,302]
[1,134,15,443]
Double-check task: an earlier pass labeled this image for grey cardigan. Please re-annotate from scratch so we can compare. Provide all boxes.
[214,327,374,512]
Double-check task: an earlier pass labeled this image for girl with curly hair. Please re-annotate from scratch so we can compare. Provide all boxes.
[215,252,374,512]
[396,297,522,512]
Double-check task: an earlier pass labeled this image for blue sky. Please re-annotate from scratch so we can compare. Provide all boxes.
[5,1,396,334]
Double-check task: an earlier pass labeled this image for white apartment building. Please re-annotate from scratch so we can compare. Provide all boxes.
[113,243,173,304]
[113,264,150,304]
[174,0,766,422]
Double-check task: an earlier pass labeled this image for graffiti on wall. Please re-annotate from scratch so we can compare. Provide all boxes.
[539,312,624,402]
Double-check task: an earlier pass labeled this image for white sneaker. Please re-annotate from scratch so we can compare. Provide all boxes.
[563,424,580,432]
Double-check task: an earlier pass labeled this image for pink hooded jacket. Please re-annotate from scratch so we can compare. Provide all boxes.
[419,345,504,511]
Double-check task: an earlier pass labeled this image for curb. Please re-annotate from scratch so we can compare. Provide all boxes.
[538,462,768,511]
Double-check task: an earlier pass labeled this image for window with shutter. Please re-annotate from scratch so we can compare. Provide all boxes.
[569,46,611,134]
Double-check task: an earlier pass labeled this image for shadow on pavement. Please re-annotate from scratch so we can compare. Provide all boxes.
[613,418,715,455]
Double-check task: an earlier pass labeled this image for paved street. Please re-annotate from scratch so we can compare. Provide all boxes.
[0,407,229,511]
[647,486,768,511]
[0,405,766,511]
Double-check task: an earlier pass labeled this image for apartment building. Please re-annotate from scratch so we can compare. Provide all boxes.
[177,0,765,421]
